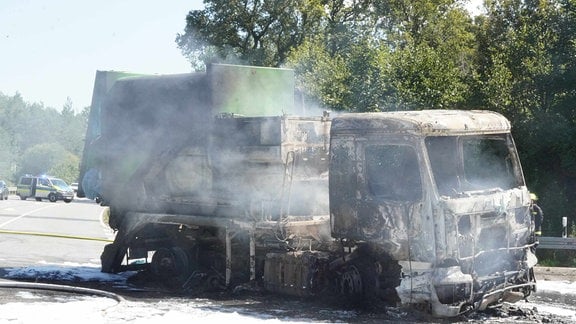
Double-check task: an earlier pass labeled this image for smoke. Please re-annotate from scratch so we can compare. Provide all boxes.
[84,65,331,224]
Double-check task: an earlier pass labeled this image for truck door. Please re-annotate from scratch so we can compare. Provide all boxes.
[362,143,434,261]
[330,137,435,263]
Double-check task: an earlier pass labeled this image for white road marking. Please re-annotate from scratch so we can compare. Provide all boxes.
[0,204,57,228]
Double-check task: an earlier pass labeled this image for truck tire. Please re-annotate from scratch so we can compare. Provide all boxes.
[339,259,380,305]
[151,246,191,288]
[340,264,364,301]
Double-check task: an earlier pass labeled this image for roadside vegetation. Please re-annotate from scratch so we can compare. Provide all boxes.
[537,249,576,267]
[0,95,87,185]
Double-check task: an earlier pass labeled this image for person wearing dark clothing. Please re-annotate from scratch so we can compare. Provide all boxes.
[530,193,543,236]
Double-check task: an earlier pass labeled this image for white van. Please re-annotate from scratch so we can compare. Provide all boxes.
[16,175,74,203]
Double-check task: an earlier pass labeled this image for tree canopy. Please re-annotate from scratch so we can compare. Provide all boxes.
[0,93,88,185]
[176,0,325,68]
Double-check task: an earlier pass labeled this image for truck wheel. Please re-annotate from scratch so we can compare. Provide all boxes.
[340,264,363,301]
[64,199,72,203]
[35,197,42,202]
[339,259,380,304]
[19,196,26,200]
[48,193,57,202]
[151,247,191,288]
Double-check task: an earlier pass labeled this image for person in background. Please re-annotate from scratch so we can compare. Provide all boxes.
[530,193,544,236]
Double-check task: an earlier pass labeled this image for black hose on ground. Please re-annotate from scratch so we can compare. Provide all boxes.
[0,281,125,303]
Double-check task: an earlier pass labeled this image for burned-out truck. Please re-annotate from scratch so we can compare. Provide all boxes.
[78,64,537,317]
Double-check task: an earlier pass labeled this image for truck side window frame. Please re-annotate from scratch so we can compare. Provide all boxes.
[365,144,423,201]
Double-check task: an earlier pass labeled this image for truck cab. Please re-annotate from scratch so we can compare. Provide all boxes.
[329,110,536,316]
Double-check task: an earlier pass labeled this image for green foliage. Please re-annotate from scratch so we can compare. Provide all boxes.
[537,249,576,267]
[18,143,79,183]
[0,93,87,184]
[180,0,476,111]
[286,36,351,110]
[386,43,470,109]
[48,151,80,184]
[287,0,475,111]
[176,0,324,68]
[475,0,576,236]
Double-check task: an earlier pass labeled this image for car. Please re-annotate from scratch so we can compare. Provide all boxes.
[0,180,8,200]
[16,175,74,203]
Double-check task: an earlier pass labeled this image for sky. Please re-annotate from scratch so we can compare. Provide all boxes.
[0,0,204,112]
[1,262,575,323]
[0,0,484,113]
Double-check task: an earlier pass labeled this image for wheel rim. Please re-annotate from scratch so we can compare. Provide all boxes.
[340,264,363,298]
[151,247,189,279]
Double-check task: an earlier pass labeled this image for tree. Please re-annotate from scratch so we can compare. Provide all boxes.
[59,97,86,156]
[286,1,387,111]
[16,143,78,184]
[286,36,351,111]
[176,0,324,68]
[287,0,476,111]
[0,92,88,184]
[384,3,476,109]
[475,0,576,235]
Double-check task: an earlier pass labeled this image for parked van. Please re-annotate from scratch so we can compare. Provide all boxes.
[16,175,74,203]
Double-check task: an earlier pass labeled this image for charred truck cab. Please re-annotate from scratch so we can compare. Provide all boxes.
[329,111,536,316]
[81,64,536,318]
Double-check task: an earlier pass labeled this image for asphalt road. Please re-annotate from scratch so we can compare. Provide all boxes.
[0,196,112,267]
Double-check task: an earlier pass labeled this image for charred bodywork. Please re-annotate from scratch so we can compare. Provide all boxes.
[329,111,536,316]
[80,65,536,318]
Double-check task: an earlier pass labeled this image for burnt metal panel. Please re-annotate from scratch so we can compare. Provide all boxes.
[331,110,511,136]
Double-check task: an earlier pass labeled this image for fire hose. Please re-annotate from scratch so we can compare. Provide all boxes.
[0,229,113,242]
[0,280,125,303]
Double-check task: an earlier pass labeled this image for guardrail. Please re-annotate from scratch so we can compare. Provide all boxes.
[537,236,576,250]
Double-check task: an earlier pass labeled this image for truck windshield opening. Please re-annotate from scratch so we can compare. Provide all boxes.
[427,135,522,197]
